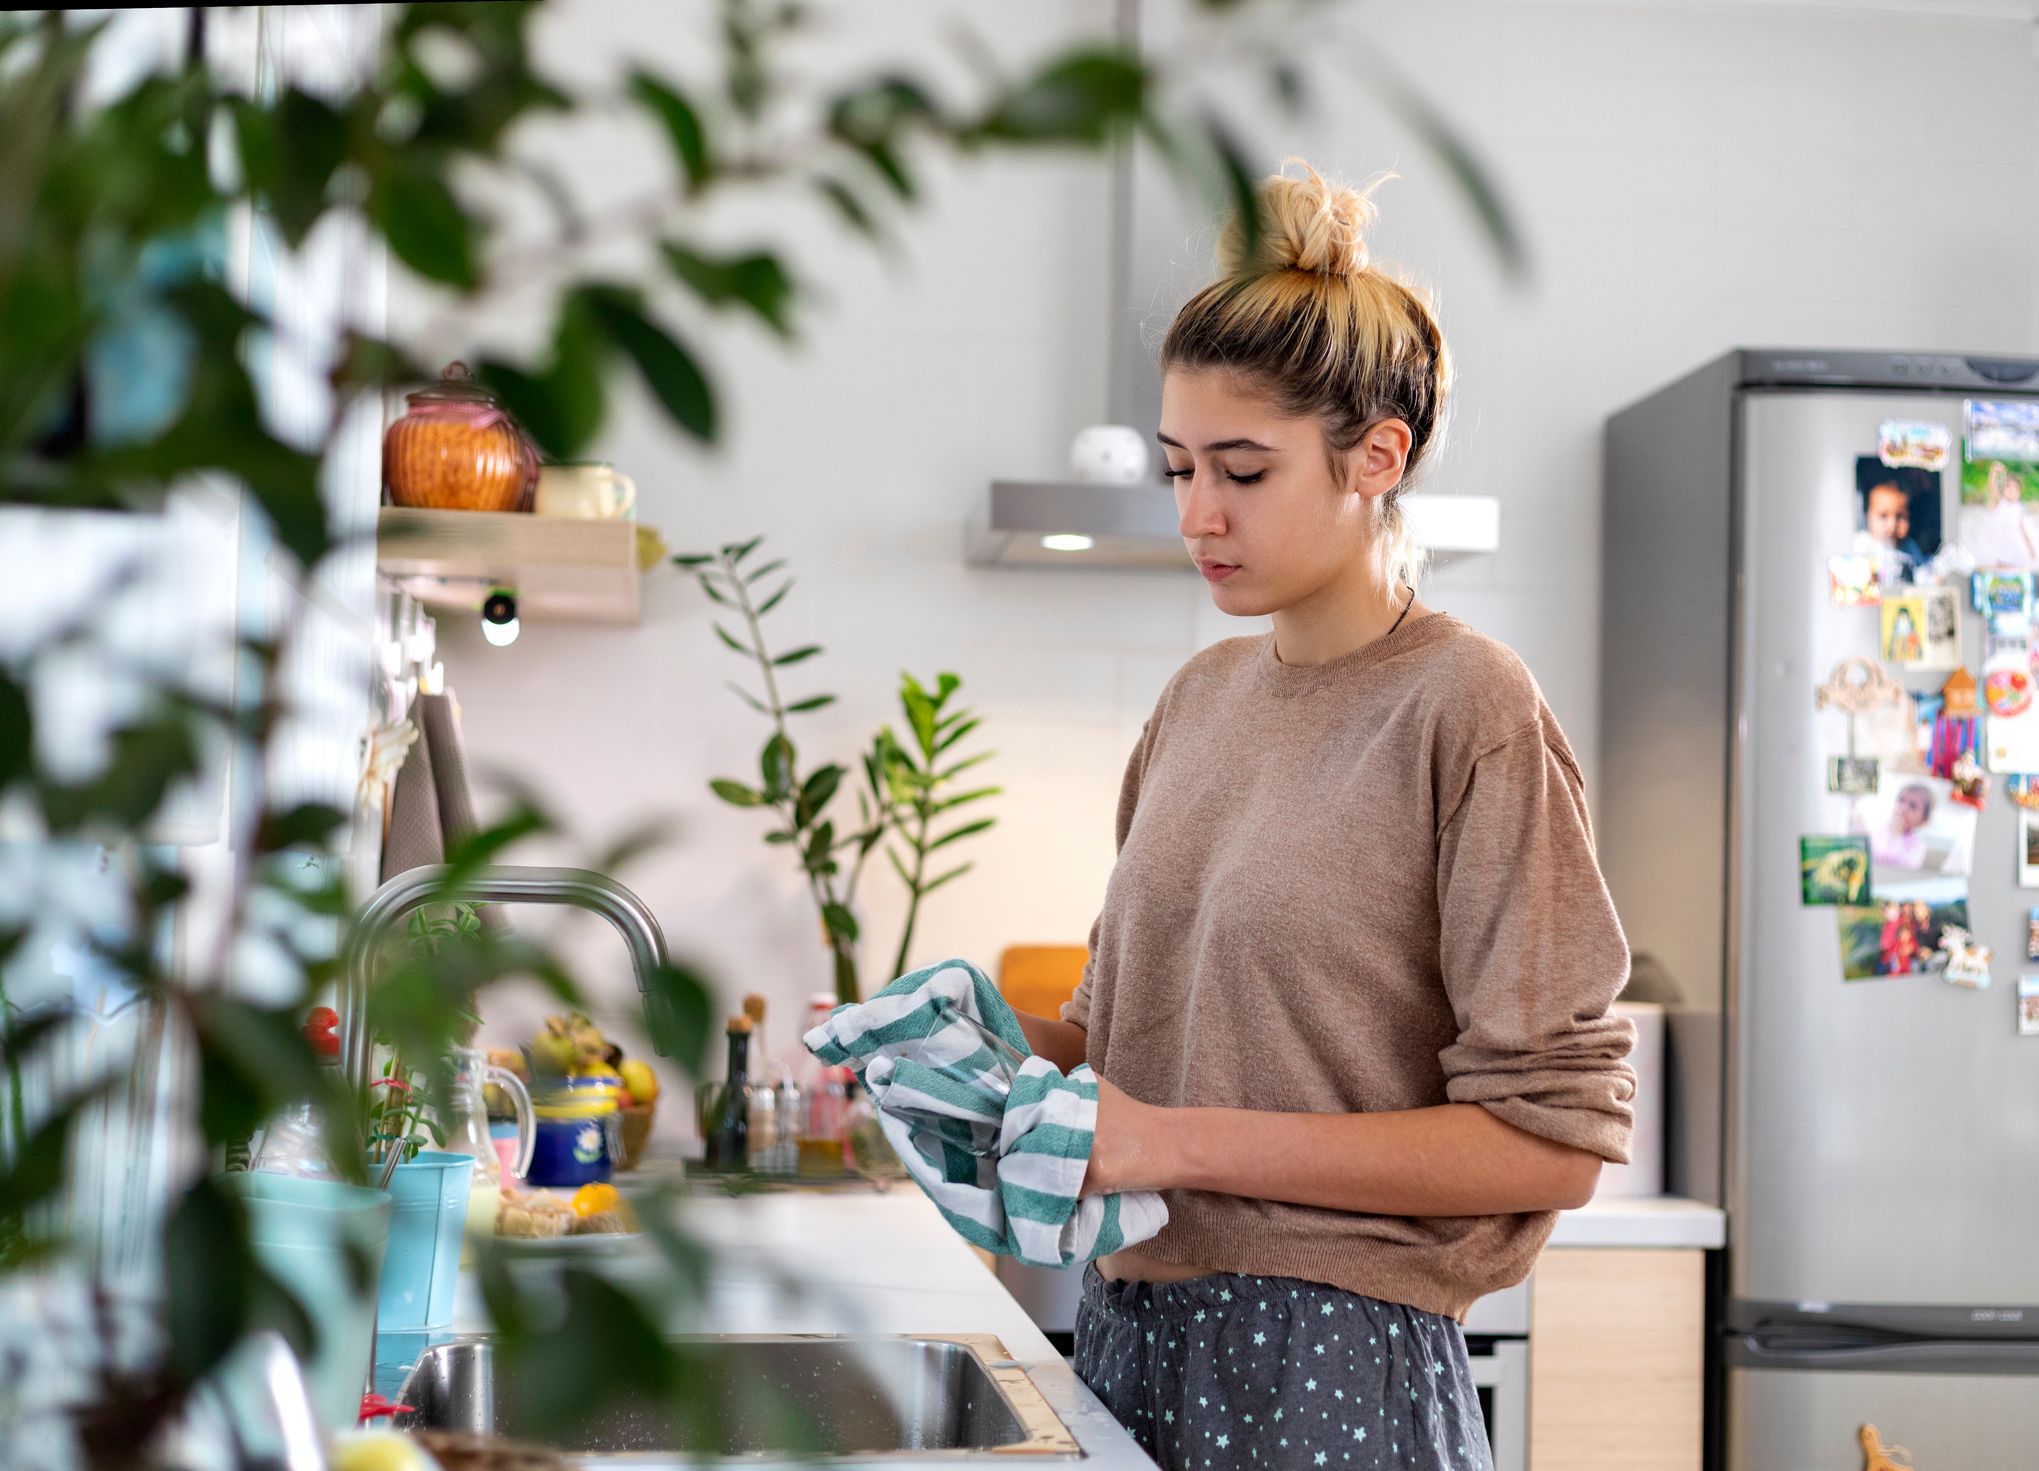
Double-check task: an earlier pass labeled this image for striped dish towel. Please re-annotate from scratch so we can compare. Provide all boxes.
[803,959,1168,1267]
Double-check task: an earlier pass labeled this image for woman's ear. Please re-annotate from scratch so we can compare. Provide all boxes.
[1346,419,1413,499]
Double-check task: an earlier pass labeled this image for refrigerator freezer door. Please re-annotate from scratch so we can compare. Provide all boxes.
[1730,390,2039,1314]
[1728,1361,2039,1469]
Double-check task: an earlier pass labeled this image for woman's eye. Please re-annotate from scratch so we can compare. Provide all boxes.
[1161,467,1264,484]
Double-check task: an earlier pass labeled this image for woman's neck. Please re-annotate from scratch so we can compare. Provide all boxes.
[1270,571,1427,668]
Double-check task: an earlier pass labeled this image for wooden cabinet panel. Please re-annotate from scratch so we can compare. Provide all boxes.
[1528,1248,1703,1471]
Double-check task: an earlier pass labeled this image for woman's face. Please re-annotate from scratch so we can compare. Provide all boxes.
[1894,787,1931,833]
[1157,367,1408,618]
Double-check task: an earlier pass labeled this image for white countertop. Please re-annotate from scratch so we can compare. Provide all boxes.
[1547,1193,1725,1249]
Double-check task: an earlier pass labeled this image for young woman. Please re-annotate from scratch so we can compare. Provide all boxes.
[1012,160,1637,1471]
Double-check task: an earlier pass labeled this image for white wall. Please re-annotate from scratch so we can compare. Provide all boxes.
[404,0,2039,1117]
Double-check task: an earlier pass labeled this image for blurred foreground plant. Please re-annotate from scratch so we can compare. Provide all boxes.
[0,1,1511,1463]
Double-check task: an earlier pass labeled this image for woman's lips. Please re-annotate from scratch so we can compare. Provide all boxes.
[1198,561,1239,582]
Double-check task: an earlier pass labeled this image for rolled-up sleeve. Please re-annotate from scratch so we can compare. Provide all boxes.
[1433,720,1637,1163]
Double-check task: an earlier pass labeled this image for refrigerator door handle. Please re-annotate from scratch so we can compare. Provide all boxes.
[1736,1332,2039,1375]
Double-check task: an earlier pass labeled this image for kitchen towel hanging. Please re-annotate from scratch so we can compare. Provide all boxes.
[804,958,1167,1267]
[380,690,509,936]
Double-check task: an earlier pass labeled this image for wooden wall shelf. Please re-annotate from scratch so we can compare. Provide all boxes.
[375,507,642,626]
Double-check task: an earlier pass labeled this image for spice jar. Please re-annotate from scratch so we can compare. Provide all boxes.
[382,361,539,512]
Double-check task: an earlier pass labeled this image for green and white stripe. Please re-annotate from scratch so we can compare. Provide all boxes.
[804,959,1167,1267]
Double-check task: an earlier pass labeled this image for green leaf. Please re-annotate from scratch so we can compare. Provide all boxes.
[723,535,764,563]
[934,715,982,754]
[885,846,913,888]
[935,672,962,702]
[0,668,28,787]
[785,693,834,714]
[661,242,797,339]
[163,1179,255,1385]
[699,578,733,607]
[920,861,974,895]
[931,785,1001,814]
[927,817,994,852]
[630,71,711,189]
[814,175,878,238]
[744,558,787,583]
[772,644,821,667]
[640,959,713,1074]
[725,680,769,714]
[712,622,750,656]
[936,750,996,781]
[760,733,794,800]
[821,901,859,943]
[902,687,937,756]
[709,778,767,807]
[1372,64,1526,279]
[582,287,717,443]
[800,764,844,820]
[756,582,792,616]
[671,552,715,568]
[804,819,835,871]
[0,1081,112,1219]
[255,802,349,853]
[369,161,478,289]
[971,51,1145,144]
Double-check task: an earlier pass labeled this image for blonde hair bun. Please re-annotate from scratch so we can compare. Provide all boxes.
[1216,157,1393,279]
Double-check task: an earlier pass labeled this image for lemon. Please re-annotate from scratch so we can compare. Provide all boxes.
[331,1430,439,1471]
[619,1059,659,1105]
[571,1181,621,1217]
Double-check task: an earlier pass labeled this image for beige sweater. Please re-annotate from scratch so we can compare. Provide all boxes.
[1061,611,1636,1322]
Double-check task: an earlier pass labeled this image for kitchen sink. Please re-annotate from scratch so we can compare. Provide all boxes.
[394,1333,1081,1462]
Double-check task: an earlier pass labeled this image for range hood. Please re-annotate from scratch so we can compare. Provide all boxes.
[967,480,1498,570]
[971,0,1500,573]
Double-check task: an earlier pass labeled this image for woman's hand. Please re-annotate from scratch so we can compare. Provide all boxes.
[1081,1074,1168,1197]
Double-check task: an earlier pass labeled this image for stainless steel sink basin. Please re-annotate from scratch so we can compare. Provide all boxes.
[394,1333,1081,1462]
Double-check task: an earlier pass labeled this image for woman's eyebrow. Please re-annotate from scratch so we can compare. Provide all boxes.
[1155,432,1279,453]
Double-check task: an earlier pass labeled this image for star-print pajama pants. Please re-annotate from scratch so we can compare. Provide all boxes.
[1073,1265,1494,1471]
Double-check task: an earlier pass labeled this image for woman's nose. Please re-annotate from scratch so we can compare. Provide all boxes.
[1177,475,1225,539]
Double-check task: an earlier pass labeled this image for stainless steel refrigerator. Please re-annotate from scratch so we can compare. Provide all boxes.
[1602,349,2039,1470]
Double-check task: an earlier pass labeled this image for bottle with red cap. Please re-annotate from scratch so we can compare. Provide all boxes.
[248,1006,345,1180]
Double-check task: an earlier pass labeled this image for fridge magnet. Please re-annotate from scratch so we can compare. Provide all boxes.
[1826,756,1880,795]
[2028,907,2039,960]
[1972,571,2034,637]
[1940,926,1993,989]
[1948,749,1990,808]
[1918,586,1961,668]
[2019,975,2039,1035]
[1960,398,2039,570]
[1854,457,1939,588]
[2006,776,2039,810]
[1878,595,1926,665]
[1941,667,1979,717]
[1837,876,1968,980]
[2021,809,2039,888]
[1984,674,2039,773]
[1983,647,2034,717]
[1829,553,1881,608]
[1800,836,1872,905]
[1850,774,1974,879]
[1815,656,1906,778]
[1879,419,1953,471]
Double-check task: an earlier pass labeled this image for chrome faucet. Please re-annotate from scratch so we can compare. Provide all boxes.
[336,864,674,1093]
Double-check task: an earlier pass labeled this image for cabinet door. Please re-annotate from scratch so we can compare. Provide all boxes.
[1528,1249,1703,1471]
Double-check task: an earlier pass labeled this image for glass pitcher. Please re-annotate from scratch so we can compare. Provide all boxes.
[440,1046,533,1246]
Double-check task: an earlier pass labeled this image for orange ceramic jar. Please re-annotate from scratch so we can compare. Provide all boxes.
[382,362,538,512]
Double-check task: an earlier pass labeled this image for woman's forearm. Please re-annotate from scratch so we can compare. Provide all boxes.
[1014,1011,1088,1074]
[1090,1086,1600,1216]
